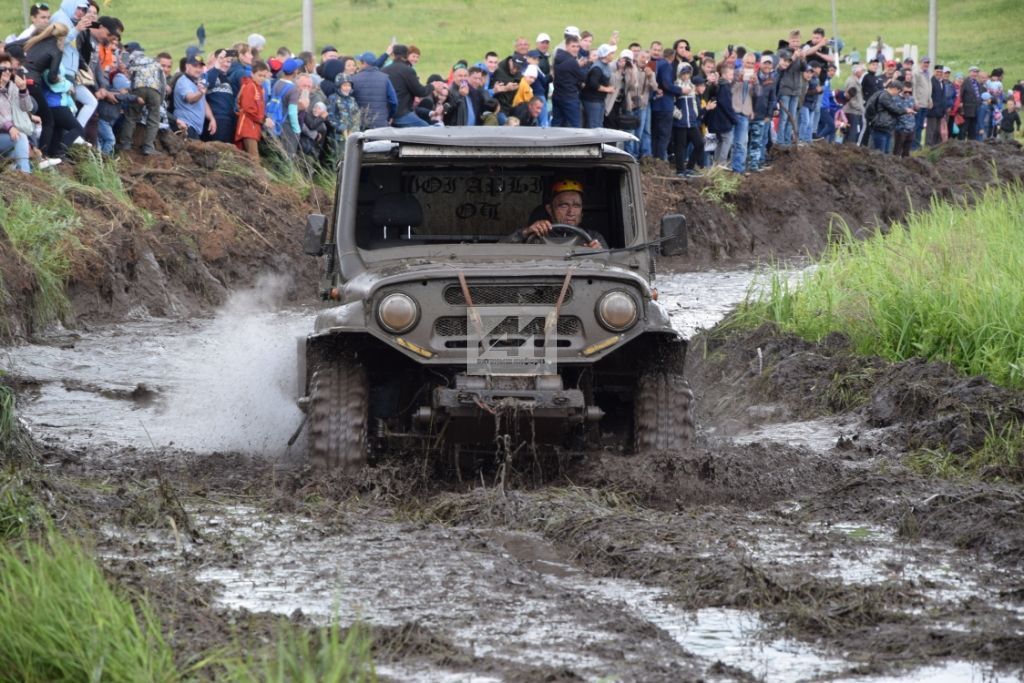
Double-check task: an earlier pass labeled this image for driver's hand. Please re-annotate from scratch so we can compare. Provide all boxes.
[524,219,552,237]
[584,239,600,249]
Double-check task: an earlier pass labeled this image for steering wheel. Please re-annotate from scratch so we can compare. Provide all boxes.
[525,223,595,246]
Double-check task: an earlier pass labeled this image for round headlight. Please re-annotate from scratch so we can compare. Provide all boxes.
[596,290,639,332]
[377,292,419,334]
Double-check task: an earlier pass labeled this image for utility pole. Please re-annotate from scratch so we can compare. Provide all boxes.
[928,0,937,67]
[22,0,30,26]
[302,0,314,53]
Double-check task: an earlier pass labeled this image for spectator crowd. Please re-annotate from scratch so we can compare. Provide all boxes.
[2,3,1022,177]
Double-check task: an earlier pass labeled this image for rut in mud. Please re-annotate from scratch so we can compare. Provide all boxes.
[3,139,1024,680]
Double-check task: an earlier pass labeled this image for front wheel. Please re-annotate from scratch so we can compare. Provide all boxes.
[633,371,696,452]
[306,359,369,470]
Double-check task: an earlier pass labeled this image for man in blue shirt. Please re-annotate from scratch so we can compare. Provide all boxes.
[174,54,214,139]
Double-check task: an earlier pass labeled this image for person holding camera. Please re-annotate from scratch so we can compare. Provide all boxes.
[0,53,35,172]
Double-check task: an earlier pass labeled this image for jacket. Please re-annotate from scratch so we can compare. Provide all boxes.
[706,80,739,133]
[650,59,682,113]
[125,51,166,92]
[382,59,430,118]
[51,0,84,77]
[960,77,981,118]
[0,81,34,133]
[927,76,947,117]
[752,70,778,119]
[23,36,64,86]
[582,62,610,103]
[777,56,806,97]
[731,73,754,118]
[673,81,701,128]
[234,76,265,142]
[912,70,932,109]
[842,74,864,116]
[872,91,907,132]
[351,66,395,129]
[551,50,586,104]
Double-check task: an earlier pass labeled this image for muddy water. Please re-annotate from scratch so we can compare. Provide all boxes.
[3,266,781,454]
[8,266,1021,681]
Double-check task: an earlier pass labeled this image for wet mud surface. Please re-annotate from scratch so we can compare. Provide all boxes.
[6,267,1024,681]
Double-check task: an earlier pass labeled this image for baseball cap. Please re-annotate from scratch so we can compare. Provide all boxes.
[527,49,543,59]
[536,32,551,43]
[185,54,205,67]
[921,56,931,63]
[619,48,634,60]
[512,54,527,67]
[247,33,266,50]
[564,25,581,38]
[596,43,615,59]
[123,41,142,53]
[885,60,897,67]
[281,57,303,75]
[761,54,774,64]
[692,75,706,85]
[320,44,337,55]
[523,64,540,79]
[267,57,283,72]
[968,65,979,72]
[551,179,583,194]
[942,66,952,73]
[678,63,693,73]
[357,51,376,64]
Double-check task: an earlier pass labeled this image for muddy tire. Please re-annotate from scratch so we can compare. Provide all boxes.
[633,372,696,452]
[307,359,369,470]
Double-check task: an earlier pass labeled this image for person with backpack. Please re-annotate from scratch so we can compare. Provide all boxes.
[266,57,303,155]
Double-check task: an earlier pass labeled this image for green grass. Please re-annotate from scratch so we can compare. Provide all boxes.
[0,531,181,682]
[0,196,79,329]
[699,164,742,213]
[3,1,1020,83]
[212,620,376,683]
[907,420,1024,482]
[70,147,130,202]
[732,184,1024,389]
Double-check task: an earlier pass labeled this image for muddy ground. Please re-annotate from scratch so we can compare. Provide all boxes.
[3,139,1024,680]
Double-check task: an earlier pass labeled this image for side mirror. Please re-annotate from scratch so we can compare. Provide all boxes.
[303,214,327,256]
[659,214,687,257]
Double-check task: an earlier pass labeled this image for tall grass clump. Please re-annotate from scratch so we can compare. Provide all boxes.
[0,532,179,682]
[71,147,129,201]
[214,619,376,682]
[734,185,1024,388]
[0,197,80,327]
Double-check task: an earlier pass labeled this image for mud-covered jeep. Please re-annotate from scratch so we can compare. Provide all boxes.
[299,128,693,468]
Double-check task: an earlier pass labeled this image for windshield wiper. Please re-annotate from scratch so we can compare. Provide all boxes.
[564,236,672,259]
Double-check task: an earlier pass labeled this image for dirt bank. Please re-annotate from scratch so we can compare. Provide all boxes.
[0,142,324,339]
[649,138,1024,269]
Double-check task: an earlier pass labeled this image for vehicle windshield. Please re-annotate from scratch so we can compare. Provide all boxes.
[354,162,632,250]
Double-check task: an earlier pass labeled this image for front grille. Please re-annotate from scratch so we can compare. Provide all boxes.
[443,284,573,306]
[434,316,581,337]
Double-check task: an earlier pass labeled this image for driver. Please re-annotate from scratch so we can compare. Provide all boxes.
[502,179,606,248]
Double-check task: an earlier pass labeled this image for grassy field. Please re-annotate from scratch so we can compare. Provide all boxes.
[732,184,1024,390]
[4,0,1023,81]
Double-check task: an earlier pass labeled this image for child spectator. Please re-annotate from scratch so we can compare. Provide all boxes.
[118,42,165,155]
[893,83,916,156]
[998,98,1020,138]
[234,59,271,158]
[326,73,360,158]
[706,61,738,168]
[95,70,132,155]
[300,100,328,156]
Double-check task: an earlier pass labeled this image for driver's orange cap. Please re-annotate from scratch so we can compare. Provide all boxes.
[551,179,584,195]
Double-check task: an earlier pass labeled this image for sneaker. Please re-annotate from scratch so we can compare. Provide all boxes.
[71,136,91,146]
[141,145,163,156]
[38,157,62,170]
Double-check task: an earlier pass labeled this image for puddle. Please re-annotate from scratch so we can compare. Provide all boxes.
[117,503,849,681]
[5,267,794,454]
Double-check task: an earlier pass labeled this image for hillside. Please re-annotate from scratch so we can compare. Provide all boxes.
[3,1,1022,81]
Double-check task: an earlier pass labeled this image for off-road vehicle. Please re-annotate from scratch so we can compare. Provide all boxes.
[300,127,693,468]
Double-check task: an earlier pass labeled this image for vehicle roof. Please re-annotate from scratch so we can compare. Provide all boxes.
[357,127,636,147]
